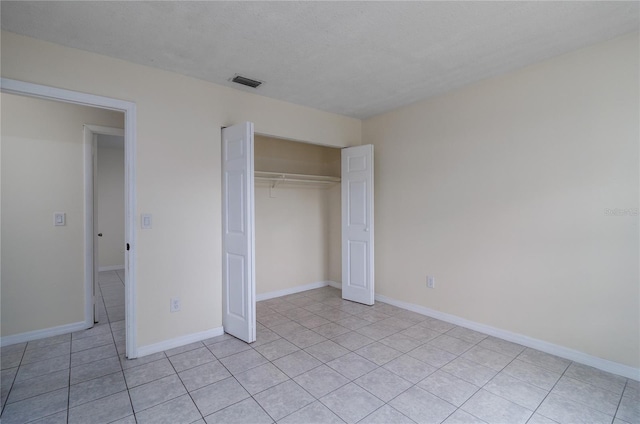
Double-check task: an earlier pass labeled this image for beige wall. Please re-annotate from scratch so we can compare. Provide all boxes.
[97,139,125,269]
[1,31,361,347]
[327,184,342,283]
[254,135,341,295]
[255,135,341,177]
[1,93,124,336]
[255,185,331,294]
[364,33,639,367]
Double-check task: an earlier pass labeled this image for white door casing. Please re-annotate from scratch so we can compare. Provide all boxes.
[92,134,100,323]
[1,78,138,358]
[342,144,375,305]
[221,122,256,343]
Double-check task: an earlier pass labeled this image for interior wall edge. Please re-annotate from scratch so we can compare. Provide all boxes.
[327,281,342,289]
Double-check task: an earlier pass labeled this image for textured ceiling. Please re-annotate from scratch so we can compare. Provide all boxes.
[2,1,638,119]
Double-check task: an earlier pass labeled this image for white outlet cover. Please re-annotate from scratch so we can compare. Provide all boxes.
[170,297,181,312]
[427,276,435,288]
[54,212,66,226]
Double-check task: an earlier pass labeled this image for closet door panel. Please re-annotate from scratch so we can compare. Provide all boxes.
[222,122,256,343]
[342,144,374,305]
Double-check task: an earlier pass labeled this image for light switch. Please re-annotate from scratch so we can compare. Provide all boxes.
[54,212,66,226]
[141,214,152,229]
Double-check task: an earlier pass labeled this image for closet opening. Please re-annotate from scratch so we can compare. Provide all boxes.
[253,135,342,300]
[222,122,374,343]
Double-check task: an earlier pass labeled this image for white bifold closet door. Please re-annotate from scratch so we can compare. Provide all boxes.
[341,144,375,305]
[221,123,374,341]
[221,122,256,343]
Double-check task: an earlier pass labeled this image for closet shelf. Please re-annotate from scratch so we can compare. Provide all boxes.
[255,171,341,187]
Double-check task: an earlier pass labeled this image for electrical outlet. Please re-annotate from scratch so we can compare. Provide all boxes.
[170,298,181,313]
[427,276,435,289]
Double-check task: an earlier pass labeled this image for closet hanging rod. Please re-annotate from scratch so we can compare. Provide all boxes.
[254,171,341,184]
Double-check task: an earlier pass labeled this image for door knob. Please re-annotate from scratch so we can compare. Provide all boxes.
[98,233,103,237]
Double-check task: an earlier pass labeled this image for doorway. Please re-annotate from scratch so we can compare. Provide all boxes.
[1,78,139,358]
[85,126,125,328]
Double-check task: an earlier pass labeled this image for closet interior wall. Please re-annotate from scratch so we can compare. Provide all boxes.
[254,135,342,296]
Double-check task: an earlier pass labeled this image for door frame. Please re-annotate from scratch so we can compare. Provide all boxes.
[84,125,125,325]
[1,78,139,358]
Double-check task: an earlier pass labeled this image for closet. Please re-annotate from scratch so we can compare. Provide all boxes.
[254,135,342,298]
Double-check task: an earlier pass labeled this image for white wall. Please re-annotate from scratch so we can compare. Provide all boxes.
[364,33,639,368]
[97,137,125,269]
[1,93,124,336]
[1,31,361,348]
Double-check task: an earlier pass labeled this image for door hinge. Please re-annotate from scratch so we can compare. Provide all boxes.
[126,243,130,251]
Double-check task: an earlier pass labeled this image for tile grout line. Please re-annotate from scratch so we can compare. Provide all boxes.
[611,379,628,424]
[68,276,126,422]
[165,348,206,423]
[101,273,135,423]
[468,346,531,423]
[244,343,316,423]
[527,358,571,423]
[0,272,123,423]
[201,338,270,422]
[107,290,136,424]
[272,292,491,424]
[272,314,405,422]
[67,332,72,424]
[0,341,28,417]
[322,317,423,421]
[405,332,484,424]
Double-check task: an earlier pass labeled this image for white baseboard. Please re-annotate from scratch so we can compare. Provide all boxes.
[136,326,224,358]
[257,281,338,301]
[99,265,125,272]
[1,321,88,347]
[100,281,343,358]
[327,281,342,289]
[375,293,639,381]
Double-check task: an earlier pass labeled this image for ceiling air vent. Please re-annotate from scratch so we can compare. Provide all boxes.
[231,75,262,88]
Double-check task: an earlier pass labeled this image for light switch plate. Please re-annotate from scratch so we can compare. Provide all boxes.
[141,214,152,229]
[54,212,66,226]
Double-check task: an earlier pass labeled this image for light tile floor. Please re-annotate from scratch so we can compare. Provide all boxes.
[1,271,638,423]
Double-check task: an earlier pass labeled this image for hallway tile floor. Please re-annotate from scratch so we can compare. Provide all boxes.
[1,271,638,423]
